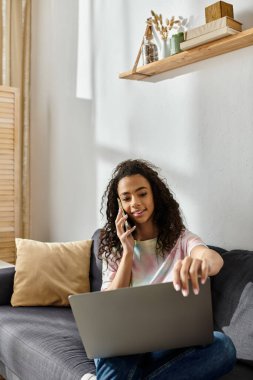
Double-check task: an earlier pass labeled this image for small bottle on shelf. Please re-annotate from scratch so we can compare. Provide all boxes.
[142,25,158,65]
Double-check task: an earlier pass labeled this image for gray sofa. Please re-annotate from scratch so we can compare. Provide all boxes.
[0,229,252,380]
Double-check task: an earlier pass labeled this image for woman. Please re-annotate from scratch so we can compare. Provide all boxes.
[96,159,236,380]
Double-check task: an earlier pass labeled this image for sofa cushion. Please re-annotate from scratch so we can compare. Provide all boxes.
[211,249,253,365]
[11,238,92,306]
[0,305,96,380]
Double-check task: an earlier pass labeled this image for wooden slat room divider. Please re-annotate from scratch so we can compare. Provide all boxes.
[0,86,21,264]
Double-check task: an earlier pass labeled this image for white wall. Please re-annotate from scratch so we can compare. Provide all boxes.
[31,0,253,250]
[94,0,253,250]
[31,0,96,241]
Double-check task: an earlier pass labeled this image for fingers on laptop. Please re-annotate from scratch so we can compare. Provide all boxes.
[173,257,206,296]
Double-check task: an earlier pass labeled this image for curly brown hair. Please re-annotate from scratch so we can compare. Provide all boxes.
[98,159,185,265]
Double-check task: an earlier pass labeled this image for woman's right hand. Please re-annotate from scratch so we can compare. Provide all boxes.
[115,207,136,254]
[105,208,136,291]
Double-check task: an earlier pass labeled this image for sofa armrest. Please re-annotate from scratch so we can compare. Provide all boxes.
[211,249,253,365]
[0,267,15,305]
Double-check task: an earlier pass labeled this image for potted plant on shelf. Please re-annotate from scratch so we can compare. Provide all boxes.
[151,10,188,58]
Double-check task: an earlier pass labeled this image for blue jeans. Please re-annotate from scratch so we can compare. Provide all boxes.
[94,331,236,380]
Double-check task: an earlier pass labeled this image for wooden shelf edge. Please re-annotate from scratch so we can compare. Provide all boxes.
[119,27,253,81]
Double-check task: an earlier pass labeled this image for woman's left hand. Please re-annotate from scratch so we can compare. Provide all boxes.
[173,256,210,297]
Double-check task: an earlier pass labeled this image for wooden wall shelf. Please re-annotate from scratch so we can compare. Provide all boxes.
[119,27,253,81]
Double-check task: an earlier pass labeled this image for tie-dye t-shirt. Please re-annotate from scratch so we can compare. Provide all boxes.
[101,229,206,290]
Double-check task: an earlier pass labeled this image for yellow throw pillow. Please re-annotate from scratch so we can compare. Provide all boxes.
[11,238,92,307]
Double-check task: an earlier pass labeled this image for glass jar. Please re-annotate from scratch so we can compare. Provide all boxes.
[142,35,158,65]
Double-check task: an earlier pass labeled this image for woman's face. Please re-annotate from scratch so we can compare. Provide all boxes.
[117,174,155,226]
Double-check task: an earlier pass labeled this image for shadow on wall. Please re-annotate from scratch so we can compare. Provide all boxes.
[190,45,253,250]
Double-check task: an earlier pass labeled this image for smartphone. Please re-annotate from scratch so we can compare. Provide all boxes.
[117,198,130,230]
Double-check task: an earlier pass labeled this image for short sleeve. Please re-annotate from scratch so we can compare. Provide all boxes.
[101,252,121,291]
[180,230,207,256]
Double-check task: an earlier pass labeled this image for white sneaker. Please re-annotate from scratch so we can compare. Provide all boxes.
[81,374,97,380]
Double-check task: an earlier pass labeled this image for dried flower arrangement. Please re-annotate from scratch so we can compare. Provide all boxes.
[151,10,186,40]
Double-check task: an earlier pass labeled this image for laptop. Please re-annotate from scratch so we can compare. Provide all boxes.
[69,279,213,359]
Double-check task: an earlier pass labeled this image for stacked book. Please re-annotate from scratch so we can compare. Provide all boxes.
[180,16,242,50]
